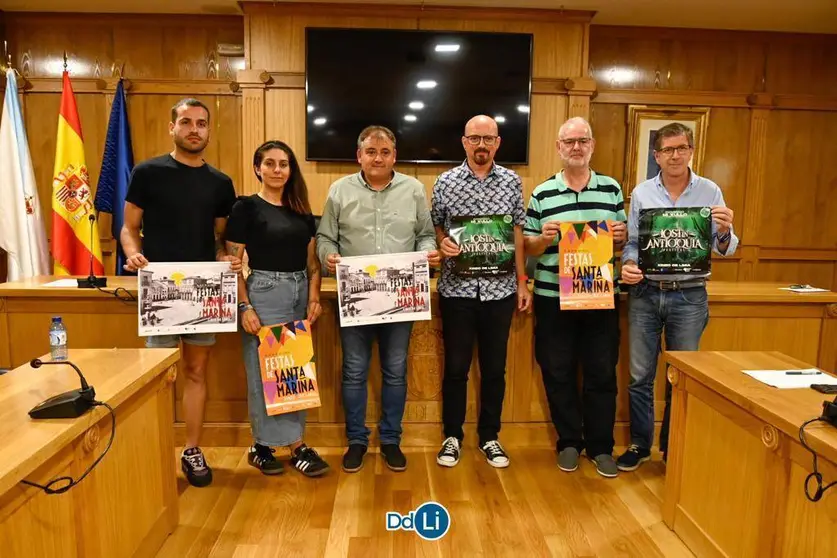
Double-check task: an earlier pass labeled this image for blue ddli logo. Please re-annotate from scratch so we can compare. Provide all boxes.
[386,501,451,541]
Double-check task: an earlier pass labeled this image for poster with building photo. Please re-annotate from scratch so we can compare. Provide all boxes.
[638,207,712,274]
[336,252,431,327]
[138,261,238,336]
[449,214,515,276]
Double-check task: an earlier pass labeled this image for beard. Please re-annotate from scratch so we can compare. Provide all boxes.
[175,135,208,154]
[474,150,490,164]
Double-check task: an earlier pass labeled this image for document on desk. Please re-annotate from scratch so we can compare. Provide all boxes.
[742,369,837,389]
[42,279,80,287]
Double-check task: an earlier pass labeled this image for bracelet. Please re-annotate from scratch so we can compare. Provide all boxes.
[718,231,731,243]
[517,274,529,282]
[238,302,253,313]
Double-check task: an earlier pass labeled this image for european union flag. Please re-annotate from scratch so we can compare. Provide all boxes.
[94,79,134,275]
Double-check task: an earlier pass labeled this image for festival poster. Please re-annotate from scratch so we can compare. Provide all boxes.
[638,207,712,274]
[448,214,515,276]
[258,320,321,416]
[138,261,237,336]
[557,221,615,310]
[335,251,431,327]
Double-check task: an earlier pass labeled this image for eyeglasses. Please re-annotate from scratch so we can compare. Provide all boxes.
[465,135,498,146]
[657,145,693,156]
[559,137,592,147]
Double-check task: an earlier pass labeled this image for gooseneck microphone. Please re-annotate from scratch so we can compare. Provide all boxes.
[28,358,96,419]
[77,213,108,289]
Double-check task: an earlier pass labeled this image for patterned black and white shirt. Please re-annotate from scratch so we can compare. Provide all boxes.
[430,161,526,301]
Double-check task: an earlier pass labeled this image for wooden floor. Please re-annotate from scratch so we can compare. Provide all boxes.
[156,447,693,558]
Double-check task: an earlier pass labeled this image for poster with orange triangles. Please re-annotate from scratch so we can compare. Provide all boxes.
[258,320,321,416]
[557,221,615,310]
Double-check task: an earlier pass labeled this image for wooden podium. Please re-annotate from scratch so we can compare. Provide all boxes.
[663,351,837,557]
[0,348,180,557]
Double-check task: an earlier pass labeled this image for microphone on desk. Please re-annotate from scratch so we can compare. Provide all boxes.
[77,213,108,289]
[28,358,96,419]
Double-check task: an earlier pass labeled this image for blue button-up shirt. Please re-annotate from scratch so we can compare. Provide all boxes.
[431,161,526,301]
[623,171,739,280]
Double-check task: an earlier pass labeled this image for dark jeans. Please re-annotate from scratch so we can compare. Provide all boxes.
[534,295,620,457]
[340,321,414,447]
[627,282,709,454]
[440,294,516,446]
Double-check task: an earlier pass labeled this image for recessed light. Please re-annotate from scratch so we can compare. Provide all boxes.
[434,44,460,53]
[307,105,315,113]
[495,115,506,123]
[404,114,418,122]
[408,101,425,110]
[416,80,437,89]
[517,105,530,113]
[313,117,327,126]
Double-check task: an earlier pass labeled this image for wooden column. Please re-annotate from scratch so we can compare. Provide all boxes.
[234,69,269,196]
[738,94,773,281]
[564,76,597,122]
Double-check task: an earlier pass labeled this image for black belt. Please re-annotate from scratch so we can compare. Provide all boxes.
[645,278,706,291]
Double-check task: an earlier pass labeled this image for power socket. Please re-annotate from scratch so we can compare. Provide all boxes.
[822,397,837,427]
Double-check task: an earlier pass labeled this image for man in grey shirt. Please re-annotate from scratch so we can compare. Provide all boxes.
[617,122,738,472]
[317,125,439,473]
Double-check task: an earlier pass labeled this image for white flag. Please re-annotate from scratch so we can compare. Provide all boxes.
[0,69,49,281]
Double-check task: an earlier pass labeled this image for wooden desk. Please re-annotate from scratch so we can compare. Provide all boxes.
[0,348,180,558]
[663,351,837,558]
[1,277,835,448]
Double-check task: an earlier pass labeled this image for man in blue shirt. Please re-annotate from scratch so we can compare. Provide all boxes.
[617,122,738,471]
[431,115,532,469]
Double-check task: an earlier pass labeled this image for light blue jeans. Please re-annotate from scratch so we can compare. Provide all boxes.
[242,269,308,447]
[627,282,709,453]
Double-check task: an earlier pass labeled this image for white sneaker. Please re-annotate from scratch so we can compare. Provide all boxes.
[480,440,510,468]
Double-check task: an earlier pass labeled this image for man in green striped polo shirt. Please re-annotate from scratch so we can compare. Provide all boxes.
[523,117,627,478]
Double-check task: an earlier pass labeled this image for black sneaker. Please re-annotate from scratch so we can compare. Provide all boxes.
[616,444,652,472]
[290,444,330,477]
[436,437,461,468]
[380,444,407,472]
[342,444,367,473]
[181,447,213,487]
[480,440,510,468]
[248,444,284,475]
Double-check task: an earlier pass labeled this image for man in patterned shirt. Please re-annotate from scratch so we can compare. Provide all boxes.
[431,115,532,469]
[523,117,627,478]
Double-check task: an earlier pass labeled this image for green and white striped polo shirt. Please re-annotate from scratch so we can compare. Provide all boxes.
[524,170,627,298]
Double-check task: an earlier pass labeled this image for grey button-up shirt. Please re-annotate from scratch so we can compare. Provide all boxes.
[316,171,436,267]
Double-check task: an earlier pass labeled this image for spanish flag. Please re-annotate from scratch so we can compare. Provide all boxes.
[51,71,103,276]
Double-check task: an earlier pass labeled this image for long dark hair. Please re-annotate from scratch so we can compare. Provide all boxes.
[252,140,312,215]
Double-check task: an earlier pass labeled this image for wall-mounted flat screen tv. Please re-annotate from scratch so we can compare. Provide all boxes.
[305,28,533,164]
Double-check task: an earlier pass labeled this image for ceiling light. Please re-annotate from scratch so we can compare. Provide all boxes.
[417,80,437,89]
[517,105,530,114]
[495,115,506,123]
[434,44,460,53]
[307,105,315,113]
[404,114,418,122]
[313,117,327,126]
[408,101,425,110]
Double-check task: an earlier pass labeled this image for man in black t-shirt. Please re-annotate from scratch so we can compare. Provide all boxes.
[120,98,240,488]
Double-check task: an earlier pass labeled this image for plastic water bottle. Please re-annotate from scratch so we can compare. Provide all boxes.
[49,316,68,361]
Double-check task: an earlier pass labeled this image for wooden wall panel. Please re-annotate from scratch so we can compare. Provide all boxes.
[7,13,243,80]
[765,36,837,96]
[589,26,766,92]
[760,110,837,251]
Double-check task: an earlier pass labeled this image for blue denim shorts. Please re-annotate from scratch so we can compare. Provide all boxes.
[242,269,309,447]
[145,332,216,348]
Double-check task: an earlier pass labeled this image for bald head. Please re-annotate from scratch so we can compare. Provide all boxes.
[462,115,501,167]
[464,115,499,136]
[558,117,593,140]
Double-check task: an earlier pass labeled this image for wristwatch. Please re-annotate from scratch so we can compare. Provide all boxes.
[238,302,254,313]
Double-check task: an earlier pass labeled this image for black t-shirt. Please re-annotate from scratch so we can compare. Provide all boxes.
[125,154,236,262]
[225,194,316,272]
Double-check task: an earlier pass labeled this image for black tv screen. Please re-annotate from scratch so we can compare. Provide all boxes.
[305,28,533,164]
